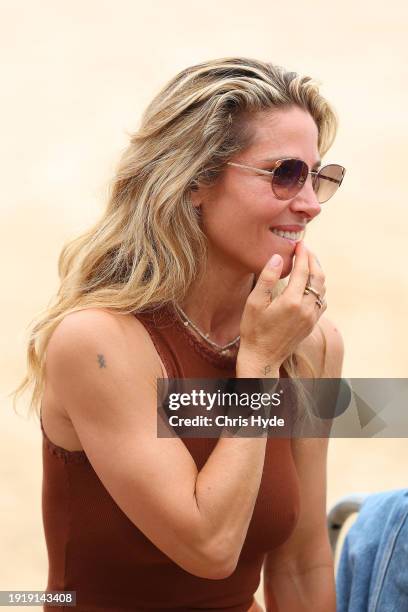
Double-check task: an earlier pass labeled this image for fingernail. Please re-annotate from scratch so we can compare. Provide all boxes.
[268,254,282,268]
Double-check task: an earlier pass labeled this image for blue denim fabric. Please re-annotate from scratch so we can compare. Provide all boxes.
[336,488,408,612]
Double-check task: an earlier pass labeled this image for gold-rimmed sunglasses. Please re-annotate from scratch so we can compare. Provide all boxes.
[227,158,346,204]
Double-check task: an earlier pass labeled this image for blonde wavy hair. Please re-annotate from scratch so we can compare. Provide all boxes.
[11,56,337,420]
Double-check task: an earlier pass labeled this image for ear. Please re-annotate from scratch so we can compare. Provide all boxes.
[189,181,209,209]
[190,187,201,208]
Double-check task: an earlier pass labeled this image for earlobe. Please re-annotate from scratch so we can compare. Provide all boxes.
[189,178,213,210]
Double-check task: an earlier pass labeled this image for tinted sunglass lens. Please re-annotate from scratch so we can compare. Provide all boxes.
[272,159,308,199]
[314,164,345,203]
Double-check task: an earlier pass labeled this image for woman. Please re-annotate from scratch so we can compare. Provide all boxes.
[13,57,345,611]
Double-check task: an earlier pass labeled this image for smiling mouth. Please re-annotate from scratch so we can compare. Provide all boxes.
[269,228,305,242]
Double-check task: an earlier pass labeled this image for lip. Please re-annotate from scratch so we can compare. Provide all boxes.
[269,227,304,247]
[269,225,306,231]
[269,231,299,247]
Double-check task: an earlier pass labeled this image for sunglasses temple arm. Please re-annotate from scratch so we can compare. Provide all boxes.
[316,173,342,185]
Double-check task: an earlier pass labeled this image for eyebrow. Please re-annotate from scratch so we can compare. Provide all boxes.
[261,156,322,168]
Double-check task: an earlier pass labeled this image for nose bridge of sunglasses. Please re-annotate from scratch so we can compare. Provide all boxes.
[304,172,321,201]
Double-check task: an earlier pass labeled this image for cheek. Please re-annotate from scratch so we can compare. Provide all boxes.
[246,181,287,225]
[202,188,253,235]
[202,180,289,257]
[232,196,285,231]
[202,211,249,253]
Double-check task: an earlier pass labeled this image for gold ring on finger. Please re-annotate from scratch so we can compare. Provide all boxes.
[304,284,322,300]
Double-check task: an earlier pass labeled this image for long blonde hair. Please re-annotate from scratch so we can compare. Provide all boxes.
[11,56,336,418]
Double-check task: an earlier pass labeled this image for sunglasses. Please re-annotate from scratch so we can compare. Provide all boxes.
[227,158,346,204]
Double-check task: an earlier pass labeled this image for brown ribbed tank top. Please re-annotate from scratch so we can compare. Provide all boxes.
[41,303,301,611]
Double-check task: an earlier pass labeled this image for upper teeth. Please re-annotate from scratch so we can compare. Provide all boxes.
[271,228,303,240]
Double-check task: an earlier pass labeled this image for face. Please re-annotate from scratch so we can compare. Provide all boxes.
[193,105,322,279]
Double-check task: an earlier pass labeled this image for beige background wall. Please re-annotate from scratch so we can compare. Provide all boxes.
[1,0,407,608]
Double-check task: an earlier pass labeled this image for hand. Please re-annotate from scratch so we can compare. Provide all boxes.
[237,242,327,374]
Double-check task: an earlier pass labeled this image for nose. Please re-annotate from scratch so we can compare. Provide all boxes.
[289,176,322,220]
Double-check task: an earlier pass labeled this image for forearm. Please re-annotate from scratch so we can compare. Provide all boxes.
[195,363,280,566]
[263,563,336,612]
[195,435,267,563]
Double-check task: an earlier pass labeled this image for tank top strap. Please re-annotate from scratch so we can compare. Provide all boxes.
[133,303,181,378]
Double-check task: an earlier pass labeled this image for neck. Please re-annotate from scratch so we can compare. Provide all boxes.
[176,270,256,347]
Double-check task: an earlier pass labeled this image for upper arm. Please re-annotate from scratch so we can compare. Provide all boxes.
[45,309,224,579]
[264,316,344,574]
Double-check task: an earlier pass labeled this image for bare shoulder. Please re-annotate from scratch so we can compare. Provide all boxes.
[48,308,138,344]
[296,315,344,378]
[42,308,164,451]
[46,308,164,386]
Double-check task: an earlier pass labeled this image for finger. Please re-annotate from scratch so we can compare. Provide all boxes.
[284,241,311,298]
[302,248,326,306]
[312,290,327,314]
[249,253,284,309]
[307,284,326,299]
[316,298,328,315]
[304,290,326,312]
[306,248,325,292]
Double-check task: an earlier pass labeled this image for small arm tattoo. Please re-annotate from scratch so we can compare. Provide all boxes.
[97,354,106,368]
